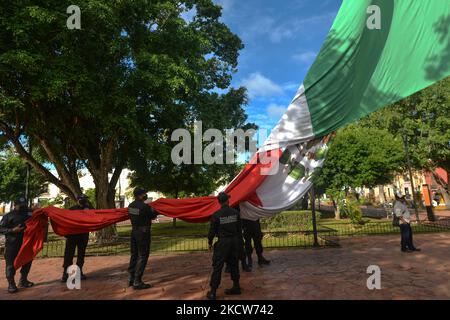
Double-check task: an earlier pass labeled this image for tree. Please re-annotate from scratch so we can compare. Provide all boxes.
[0,148,48,205]
[312,126,404,218]
[0,1,248,214]
[360,76,450,207]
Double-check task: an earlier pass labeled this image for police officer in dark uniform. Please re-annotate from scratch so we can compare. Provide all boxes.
[207,192,242,300]
[225,206,251,273]
[61,194,93,282]
[242,218,270,268]
[0,197,34,293]
[128,187,158,290]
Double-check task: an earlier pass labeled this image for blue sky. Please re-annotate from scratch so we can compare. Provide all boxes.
[213,0,342,134]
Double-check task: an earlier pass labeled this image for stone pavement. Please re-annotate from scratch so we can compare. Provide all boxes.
[1,233,450,300]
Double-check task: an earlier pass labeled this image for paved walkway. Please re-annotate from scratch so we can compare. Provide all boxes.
[1,233,450,300]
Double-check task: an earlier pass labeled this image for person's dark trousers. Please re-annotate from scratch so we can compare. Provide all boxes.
[5,239,32,281]
[210,237,240,290]
[63,233,89,271]
[242,219,264,257]
[400,223,415,251]
[128,227,151,284]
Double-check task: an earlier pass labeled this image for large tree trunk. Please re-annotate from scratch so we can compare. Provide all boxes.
[92,167,119,242]
[332,199,341,220]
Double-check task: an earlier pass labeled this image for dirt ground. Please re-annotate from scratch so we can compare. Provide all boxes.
[1,232,450,300]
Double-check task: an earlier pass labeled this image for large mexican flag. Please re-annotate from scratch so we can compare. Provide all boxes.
[242,0,450,219]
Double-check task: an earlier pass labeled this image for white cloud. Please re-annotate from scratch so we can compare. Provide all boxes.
[292,51,317,64]
[267,103,287,119]
[244,12,337,43]
[241,72,283,99]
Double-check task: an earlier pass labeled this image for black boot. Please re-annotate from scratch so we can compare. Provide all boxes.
[225,283,241,295]
[19,276,34,288]
[133,278,152,290]
[258,255,271,266]
[7,279,18,294]
[128,274,135,287]
[206,289,217,300]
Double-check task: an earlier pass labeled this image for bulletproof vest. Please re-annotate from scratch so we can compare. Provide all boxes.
[214,205,241,238]
[128,200,154,228]
[3,209,32,243]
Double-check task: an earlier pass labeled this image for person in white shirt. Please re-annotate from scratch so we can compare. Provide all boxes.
[394,192,421,253]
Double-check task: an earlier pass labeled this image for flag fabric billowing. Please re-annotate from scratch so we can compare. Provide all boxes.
[14,150,280,268]
[240,138,329,221]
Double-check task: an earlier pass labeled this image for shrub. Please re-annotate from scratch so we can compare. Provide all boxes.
[340,195,364,225]
[261,211,321,232]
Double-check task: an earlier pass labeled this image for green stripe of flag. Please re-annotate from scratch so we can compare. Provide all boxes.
[304,0,450,137]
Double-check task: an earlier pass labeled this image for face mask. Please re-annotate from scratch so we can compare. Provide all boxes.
[142,194,148,201]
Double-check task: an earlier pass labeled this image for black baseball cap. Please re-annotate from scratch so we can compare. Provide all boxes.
[217,192,230,204]
[14,196,27,205]
[133,187,148,197]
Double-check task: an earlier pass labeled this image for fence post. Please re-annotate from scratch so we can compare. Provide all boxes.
[310,185,319,247]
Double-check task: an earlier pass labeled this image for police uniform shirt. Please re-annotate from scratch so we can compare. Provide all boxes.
[0,209,33,243]
[208,205,242,245]
[128,200,158,227]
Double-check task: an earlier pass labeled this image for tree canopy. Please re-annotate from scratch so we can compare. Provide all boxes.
[358,76,450,205]
[0,148,48,204]
[313,126,404,197]
[0,0,252,208]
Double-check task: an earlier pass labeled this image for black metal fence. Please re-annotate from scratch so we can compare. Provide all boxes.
[31,216,450,258]
[1,216,449,259]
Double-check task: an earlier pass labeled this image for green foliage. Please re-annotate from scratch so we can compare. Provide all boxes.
[340,195,364,225]
[84,188,97,208]
[360,76,450,173]
[313,126,404,196]
[0,0,251,206]
[0,148,48,203]
[38,194,65,208]
[260,211,321,232]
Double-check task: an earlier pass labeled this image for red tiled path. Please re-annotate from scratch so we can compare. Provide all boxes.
[1,233,450,300]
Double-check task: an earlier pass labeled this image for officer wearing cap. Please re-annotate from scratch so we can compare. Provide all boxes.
[61,194,93,282]
[0,197,34,293]
[127,187,158,290]
[206,192,242,300]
